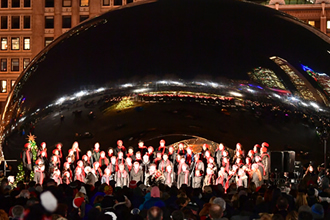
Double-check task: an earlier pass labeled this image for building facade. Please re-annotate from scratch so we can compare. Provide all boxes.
[0,0,136,110]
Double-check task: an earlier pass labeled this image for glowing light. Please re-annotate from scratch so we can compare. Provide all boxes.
[208,82,219,88]
[229,91,243,97]
[157,81,168,84]
[133,88,149,93]
[300,101,309,107]
[74,91,88,98]
[121,84,133,88]
[170,81,184,86]
[273,94,281,99]
[310,102,319,109]
[55,97,66,105]
[246,88,255,93]
[19,117,26,123]
[96,87,105,92]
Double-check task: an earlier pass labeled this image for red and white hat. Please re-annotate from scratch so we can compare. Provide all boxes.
[73,197,84,208]
[129,180,137,189]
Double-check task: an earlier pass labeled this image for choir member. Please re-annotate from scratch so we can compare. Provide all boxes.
[192,169,203,188]
[52,168,62,185]
[185,147,194,167]
[153,152,162,167]
[93,142,101,163]
[52,149,61,168]
[115,163,129,188]
[145,163,157,186]
[115,140,126,156]
[82,155,90,167]
[216,167,228,187]
[147,146,155,162]
[109,156,117,175]
[34,159,45,185]
[125,157,133,172]
[117,151,125,165]
[251,164,262,187]
[164,164,174,187]
[86,150,94,167]
[215,143,225,168]
[76,160,85,177]
[38,142,47,158]
[22,143,33,181]
[62,171,72,185]
[67,149,75,164]
[135,151,142,164]
[177,164,190,188]
[130,161,143,183]
[55,143,63,164]
[158,139,167,155]
[236,168,248,188]
[253,144,260,157]
[107,148,114,161]
[177,143,186,156]
[85,166,96,186]
[191,154,204,177]
[138,140,147,156]
[101,168,112,185]
[260,146,270,182]
[158,154,173,172]
[247,150,255,163]
[99,151,109,170]
[72,141,82,161]
[203,167,216,189]
[49,155,59,178]
[74,167,85,183]
[63,162,73,179]
[141,154,151,180]
[93,161,103,180]
[126,147,135,160]
[168,146,176,163]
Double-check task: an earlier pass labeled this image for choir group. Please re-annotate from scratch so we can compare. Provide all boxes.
[21,139,271,191]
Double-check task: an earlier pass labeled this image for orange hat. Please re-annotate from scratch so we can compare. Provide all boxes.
[262,142,269,148]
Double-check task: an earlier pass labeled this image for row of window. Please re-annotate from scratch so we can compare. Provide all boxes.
[0,0,30,8]
[0,0,122,8]
[1,37,30,51]
[0,80,16,93]
[0,58,30,72]
[46,0,89,7]
[45,15,89,29]
[0,16,30,30]
[308,20,330,29]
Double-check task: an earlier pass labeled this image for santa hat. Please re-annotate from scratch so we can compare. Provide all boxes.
[24,143,30,148]
[262,142,269,148]
[129,180,137,189]
[117,140,123,145]
[40,191,58,213]
[73,197,84,208]
[261,146,267,153]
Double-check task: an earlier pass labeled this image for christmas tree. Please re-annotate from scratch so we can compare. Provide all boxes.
[15,134,38,184]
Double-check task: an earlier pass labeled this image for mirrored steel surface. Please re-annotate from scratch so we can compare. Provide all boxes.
[2,0,330,161]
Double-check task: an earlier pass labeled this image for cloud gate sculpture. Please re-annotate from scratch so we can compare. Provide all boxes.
[1,0,330,164]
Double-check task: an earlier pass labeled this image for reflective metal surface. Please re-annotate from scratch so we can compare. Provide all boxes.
[2,0,330,160]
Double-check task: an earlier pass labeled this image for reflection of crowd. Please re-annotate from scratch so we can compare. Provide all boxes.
[0,140,329,220]
[21,139,271,192]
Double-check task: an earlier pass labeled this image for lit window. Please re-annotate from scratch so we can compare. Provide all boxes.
[103,0,110,6]
[11,16,20,29]
[24,16,30,29]
[80,0,89,7]
[45,16,54,29]
[308,21,315,27]
[327,20,330,29]
[11,37,19,50]
[62,16,71,28]
[1,37,7,50]
[24,0,31,7]
[1,80,6,93]
[1,0,8,8]
[63,0,71,7]
[1,16,7,29]
[45,37,53,47]
[0,59,7,72]
[11,80,15,88]
[23,37,30,50]
[11,0,19,8]
[23,58,30,69]
[11,58,19,71]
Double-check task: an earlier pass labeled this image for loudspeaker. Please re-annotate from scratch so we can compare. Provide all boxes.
[283,151,295,173]
[270,151,284,173]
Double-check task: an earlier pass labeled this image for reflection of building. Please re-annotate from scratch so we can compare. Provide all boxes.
[0,0,136,109]
[301,64,330,98]
[268,2,330,36]
[270,56,327,104]
[247,67,287,90]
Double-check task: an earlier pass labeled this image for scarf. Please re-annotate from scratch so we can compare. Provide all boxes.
[26,149,31,164]
[36,167,44,184]
[178,162,185,175]
[104,174,110,184]
[94,149,99,153]
[184,171,189,184]
[87,156,91,164]
[186,154,192,165]
[58,149,62,158]
[117,170,127,179]
[167,171,171,184]
[195,160,202,171]
[127,164,132,172]
[257,162,266,175]
[158,146,166,154]
[217,174,224,185]
[177,148,185,154]
[160,160,170,172]
[64,175,71,184]
[99,157,108,166]
[133,166,139,174]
